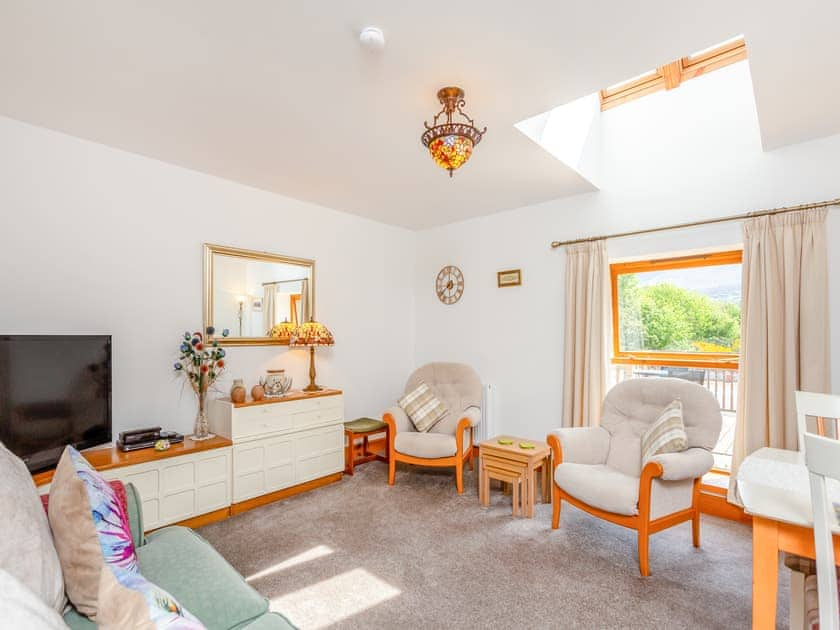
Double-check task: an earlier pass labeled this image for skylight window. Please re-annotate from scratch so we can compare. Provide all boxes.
[599,36,747,111]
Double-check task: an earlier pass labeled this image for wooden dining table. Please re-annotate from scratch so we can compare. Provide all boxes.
[736,447,840,629]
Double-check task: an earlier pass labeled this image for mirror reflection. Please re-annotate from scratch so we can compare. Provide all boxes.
[204,245,314,345]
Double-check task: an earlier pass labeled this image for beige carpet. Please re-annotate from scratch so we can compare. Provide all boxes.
[199,462,789,629]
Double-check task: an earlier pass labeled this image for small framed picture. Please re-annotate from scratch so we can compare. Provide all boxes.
[251,297,263,312]
[497,269,522,287]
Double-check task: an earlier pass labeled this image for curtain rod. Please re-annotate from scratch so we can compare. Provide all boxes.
[550,198,840,249]
[262,278,308,286]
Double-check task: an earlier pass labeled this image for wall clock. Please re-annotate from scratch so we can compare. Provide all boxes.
[436,265,464,305]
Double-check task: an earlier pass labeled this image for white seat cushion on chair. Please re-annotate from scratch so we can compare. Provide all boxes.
[394,432,457,459]
[554,463,640,516]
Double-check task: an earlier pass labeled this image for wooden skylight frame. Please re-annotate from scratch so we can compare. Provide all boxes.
[599,37,747,111]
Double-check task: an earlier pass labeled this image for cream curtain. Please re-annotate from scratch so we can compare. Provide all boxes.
[562,239,610,428]
[299,278,310,323]
[263,285,277,335]
[728,208,830,502]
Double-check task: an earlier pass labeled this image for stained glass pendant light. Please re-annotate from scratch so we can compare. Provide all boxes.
[421,87,486,177]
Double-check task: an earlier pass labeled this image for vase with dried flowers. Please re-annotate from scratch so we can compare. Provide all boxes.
[173,326,229,440]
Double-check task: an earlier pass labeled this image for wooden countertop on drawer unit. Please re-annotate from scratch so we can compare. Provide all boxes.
[221,388,343,408]
[32,435,233,486]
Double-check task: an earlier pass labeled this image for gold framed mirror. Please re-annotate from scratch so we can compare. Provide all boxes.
[203,244,315,346]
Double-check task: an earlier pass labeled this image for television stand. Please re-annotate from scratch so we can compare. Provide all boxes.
[34,436,234,531]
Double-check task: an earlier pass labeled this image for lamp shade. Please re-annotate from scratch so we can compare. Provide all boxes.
[268,319,296,339]
[290,319,334,347]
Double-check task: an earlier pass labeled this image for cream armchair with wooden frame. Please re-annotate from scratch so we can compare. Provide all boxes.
[547,377,722,576]
[383,363,481,494]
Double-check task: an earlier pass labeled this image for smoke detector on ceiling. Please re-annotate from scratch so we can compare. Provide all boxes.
[359,26,385,51]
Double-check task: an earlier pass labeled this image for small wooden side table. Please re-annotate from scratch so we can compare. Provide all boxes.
[344,418,388,476]
[479,435,551,518]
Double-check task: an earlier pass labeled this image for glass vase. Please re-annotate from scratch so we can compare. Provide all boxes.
[191,390,214,441]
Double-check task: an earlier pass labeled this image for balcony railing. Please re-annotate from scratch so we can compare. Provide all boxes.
[612,364,738,412]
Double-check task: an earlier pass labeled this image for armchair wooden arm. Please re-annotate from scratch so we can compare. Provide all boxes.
[383,412,399,486]
[547,434,562,465]
[636,461,665,577]
[547,434,563,529]
[454,416,473,461]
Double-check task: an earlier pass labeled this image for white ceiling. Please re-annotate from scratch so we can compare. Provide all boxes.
[0,1,838,229]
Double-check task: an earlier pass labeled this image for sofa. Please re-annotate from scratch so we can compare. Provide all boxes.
[0,437,294,630]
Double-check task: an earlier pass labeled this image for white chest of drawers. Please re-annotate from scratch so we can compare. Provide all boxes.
[209,389,344,504]
[98,445,231,531]
[36,437,234,533]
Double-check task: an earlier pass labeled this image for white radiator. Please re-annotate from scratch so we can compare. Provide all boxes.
[477,384,496,442]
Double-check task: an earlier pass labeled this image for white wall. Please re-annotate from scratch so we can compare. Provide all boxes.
[414,66,840,440]
[3,56,840,451]
[0,115,416,438]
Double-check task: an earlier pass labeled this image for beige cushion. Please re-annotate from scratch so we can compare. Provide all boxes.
[0,442,65,612]
[48,448,106,617]
[394,432,457,459]
[0,568,67,630]
[601,378,721,477]
[405,363,481,435]
[554,463,639,515]
[641,399,687,465]
[398,382,447,433]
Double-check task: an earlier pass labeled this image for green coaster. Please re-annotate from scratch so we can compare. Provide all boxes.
[497,438,514,445]
[519,442,535,449]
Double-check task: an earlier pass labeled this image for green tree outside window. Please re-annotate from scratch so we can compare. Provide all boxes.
[617,273,741,353]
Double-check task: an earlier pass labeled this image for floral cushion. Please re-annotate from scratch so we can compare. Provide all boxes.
[49,446,204,628]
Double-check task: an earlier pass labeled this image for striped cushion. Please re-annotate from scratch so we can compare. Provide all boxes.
[804,572,840,630]
[786,552,818,576]
[641,399,687,465]
[398,382,448,433]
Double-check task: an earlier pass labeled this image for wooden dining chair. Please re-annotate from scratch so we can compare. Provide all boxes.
[803,432,840,630]
[796,390,840,448]
[788,392,840,629]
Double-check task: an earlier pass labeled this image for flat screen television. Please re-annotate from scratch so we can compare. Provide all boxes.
[0,335,112,473]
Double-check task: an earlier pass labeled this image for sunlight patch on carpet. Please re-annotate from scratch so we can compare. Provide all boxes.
[269,568,401,629]
[246,545,334,582]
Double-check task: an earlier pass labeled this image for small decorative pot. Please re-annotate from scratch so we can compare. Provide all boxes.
[230,378,246,404]
[251,384,266,401]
